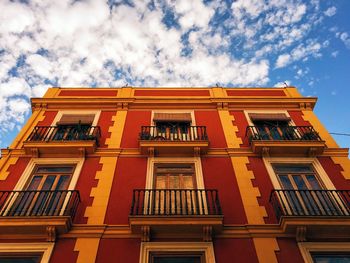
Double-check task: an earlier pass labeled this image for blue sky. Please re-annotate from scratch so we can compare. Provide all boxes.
[0,0,349,150]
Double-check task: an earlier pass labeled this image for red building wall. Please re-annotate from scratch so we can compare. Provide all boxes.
[194,111,227,148]
[50,239,78,263]
[201,157,247,224]
[96,239,140,263]
[74,157,101,224]
[104,157,148,224]
[214,238,258,263]
[121,111,152,148]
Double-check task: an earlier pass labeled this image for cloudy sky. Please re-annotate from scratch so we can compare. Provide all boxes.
[0,0,349,150]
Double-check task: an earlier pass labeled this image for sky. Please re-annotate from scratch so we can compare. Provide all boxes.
[0,0,349,151]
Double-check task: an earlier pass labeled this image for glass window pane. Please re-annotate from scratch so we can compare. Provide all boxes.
[306,175,322,190]
[36,166,74,173]
[41,175,56,190]
[153,256,201,263]
[0,255,41,263]
[312,253,350,263]
[26,176,42,190]
[292,175,308,190]
[55,175,71,190]
[279,175,293,189]
[273,164,313,174]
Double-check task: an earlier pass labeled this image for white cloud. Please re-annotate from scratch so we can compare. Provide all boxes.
[275,54,291,68]
[339,32,350,49]
[275,41,322,68]
[324,7,337,17]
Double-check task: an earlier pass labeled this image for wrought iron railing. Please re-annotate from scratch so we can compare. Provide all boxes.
[246,126,322,142]
[0,190,80,218]
[130,189,222,216]
[270,189,350,220]
[139,126,208,141]
[26,125,101,145]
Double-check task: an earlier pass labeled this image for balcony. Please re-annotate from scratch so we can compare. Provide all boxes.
[0,190,80,241]
[129,189,223,241]
[139,126,209,156]
[23,125,101,157]
[270,189,350,240]
[246,126,325,156]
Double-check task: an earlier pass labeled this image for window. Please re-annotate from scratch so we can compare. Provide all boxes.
[154,163,196,190]
[7,165,75,216]
[249,113,294,140]
[0,243,54,263]
[0,254,42,263]
[273,164,323,190]
[150,252,205,263]
[152,113,192,141]
[140,242,215,263]
[53,114,95,141]
[299,243,350,263]
[311,252,350,263]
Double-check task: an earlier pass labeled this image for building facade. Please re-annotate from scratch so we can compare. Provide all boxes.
[0,86,349,263]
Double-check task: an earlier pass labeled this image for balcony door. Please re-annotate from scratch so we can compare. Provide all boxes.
[273,164,341,215]
[9,166,74,216]
[153,163,198,215]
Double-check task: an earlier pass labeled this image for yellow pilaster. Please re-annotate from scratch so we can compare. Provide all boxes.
[75,110,128,261]
[331,156,350,180]
[302,110,338,148]
[253,238,279,263]
[105,111,128,148]
[218,110,242,148]
[0,156,19,181]
[231,157,267,224]
[217,109,266,224]
[74,238,100,263]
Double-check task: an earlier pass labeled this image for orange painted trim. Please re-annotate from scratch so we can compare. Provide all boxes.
[227,90,286,96]
[58,90,118,97]
[134,90,210,96]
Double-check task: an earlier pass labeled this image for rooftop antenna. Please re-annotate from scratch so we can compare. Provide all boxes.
[216,83,220,87]
[123,83,129,88]
[283,82,289,87]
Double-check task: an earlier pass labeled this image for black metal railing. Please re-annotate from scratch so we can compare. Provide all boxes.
[130,189,222,216]
[270,189,350,220]
[0,190,80,218]
[139,126,208,141]
[246,126,322,142]
[26,125,101,145]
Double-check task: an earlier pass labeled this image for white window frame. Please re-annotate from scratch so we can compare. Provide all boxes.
[140,242,215,263]
[263,157,336,190]
[14,158,84,191]
[151,110,196,126]
[0,243,54,263]
[244,110,295,127]
[298,242,350,263]
[1,158,84,216]
[51,110,101,127]
[146,157,205,189]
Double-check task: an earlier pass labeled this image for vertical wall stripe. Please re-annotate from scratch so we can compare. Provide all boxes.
[253,238,279,263]
[74,238,100,263]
